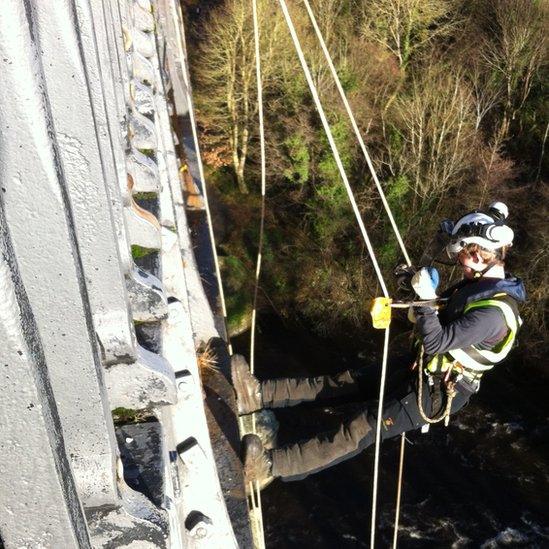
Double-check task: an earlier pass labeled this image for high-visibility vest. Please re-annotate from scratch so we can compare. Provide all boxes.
[426,294,521,379]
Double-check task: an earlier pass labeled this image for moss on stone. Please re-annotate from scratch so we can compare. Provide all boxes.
[131,244,156,260]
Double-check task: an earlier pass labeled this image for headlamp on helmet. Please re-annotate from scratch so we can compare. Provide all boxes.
[446,202,514,258]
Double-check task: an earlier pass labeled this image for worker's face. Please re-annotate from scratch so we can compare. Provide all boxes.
[458,249,486,279]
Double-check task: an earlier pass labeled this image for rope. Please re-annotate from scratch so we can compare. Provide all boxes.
[249,0,267,379]
[301,0,412,269]
[392,429,406,549]
[297,3,416,546]
[247,1,267,547]
[416,346,456,424]
[277,0,388,298]
[276,2,395,546]
[370,325,390,548]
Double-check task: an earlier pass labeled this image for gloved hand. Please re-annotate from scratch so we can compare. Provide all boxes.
[411,267,439,300]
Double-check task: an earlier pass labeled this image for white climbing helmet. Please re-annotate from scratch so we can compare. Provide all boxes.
[445,201,514,257]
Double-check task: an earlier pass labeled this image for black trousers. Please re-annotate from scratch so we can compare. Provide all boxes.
[262,368,476,481]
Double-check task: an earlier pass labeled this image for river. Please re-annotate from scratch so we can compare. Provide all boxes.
[233,314,549,548]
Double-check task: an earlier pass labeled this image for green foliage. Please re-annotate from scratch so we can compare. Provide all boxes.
[378,241,399,271]
[226,290,252,334]
[385,175,410,223]
[283,133,310,184]
[220,255,252,334]
[131,245,155,260]
[337,65,358,93]
[139,148,156,158]
[189,0,548,358]
[386,174,409,203]
[387,125,404,156]
[314,180,348,208]
[317,119,353,184]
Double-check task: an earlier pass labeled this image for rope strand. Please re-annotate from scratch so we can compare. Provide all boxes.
[276,3,395,546]
[247,1,268,547]
[302,0,412,269]
[300,4,416,545]
[277,0,389,298]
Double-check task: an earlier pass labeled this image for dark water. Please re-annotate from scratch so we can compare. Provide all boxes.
[234,316,549,548]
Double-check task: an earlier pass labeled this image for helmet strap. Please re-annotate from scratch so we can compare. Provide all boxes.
[473,260,499,279]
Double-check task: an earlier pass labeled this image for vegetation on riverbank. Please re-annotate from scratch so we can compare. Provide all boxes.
[184,0,547,358]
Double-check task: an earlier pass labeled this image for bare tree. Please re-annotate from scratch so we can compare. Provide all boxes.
[467,61,503,131]
[388,68,476,210]
[481,0,547,139]
[193,0,289,193]
[361,0,458,69]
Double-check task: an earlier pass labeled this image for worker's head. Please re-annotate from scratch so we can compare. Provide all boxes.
[457,243,507,279]
[443,201,513,279]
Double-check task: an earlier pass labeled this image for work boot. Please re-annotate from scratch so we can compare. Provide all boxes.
[231,354,262,415]
[242,434,273,485]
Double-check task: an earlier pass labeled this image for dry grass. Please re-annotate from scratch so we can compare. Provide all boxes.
[197,342,219,374]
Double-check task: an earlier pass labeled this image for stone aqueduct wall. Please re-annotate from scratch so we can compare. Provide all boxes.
[0,1,247,547]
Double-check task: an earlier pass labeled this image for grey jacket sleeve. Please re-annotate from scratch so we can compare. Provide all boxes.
[414,306,507,356]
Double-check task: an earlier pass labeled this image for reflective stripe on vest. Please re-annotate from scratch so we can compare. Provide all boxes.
[446,297,520,372]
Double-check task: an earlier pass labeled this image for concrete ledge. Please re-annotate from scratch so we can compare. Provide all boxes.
[105,345,177,409]
[128,149,161,194]
[127,266,168,322]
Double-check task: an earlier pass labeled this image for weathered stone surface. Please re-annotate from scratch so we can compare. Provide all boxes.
[95,309,138,366]
[130,112,158,151]
[24,0,140,370]
[0,200,91,548]
[0,0,254,545]
[127,266,168,322]
[116,422,165,508]
[133,27,156,59]
[86,484,168,549]
[162,303,240,549]
[105,346,177,409]
[0,0,124,510]
[133,51,156,87]
[124,204,162,249]
[132,80,156,117]
[133,3,155,33]
[128,148,161,194]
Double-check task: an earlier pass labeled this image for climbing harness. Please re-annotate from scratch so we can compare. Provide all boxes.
[415,346,458,427]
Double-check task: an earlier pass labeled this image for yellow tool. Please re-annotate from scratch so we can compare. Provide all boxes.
[370,297,447,328]
[370,297,392,329]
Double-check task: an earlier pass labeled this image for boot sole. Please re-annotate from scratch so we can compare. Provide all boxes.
[231,359,259,415]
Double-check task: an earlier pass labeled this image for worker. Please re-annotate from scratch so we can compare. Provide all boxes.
[233,201,526,483]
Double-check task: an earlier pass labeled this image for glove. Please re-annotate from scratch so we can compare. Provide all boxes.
[411,267,439,300]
